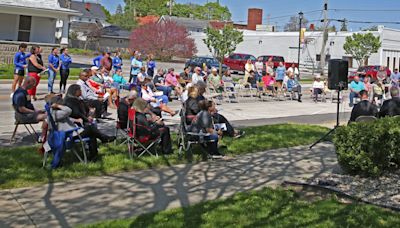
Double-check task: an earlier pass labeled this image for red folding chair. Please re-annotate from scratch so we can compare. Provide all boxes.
[127,108,161,159]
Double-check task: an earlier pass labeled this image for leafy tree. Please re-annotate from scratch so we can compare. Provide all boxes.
[343,33,381,67]
[340,19,348,31]
[362,25,379,31]
[101,6,113,23]
[124,0,231,20]
[203,25,243,75]
[284,15,308,32]
[124,0,169,16]
[130,21,196,61]
[111,12,137,31]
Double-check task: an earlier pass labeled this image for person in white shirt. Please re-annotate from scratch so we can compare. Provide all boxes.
[312,75,325,102]
[191,67,204,85]
[76,70,108,118]
[287,63,299,80]
[140,78,176,116]
[244,59,255,83]
[254,57,264,81]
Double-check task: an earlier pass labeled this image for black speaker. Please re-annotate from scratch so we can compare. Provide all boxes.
[328,59,348,90]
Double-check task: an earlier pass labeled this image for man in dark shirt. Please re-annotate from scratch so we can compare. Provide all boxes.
[117,91,138,129]
[13,76,46,123]
[379,87,400,118]
[12,76,47,141]
[349,90,378,122]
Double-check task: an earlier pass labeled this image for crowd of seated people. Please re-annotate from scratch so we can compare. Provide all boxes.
[349,87,400,122]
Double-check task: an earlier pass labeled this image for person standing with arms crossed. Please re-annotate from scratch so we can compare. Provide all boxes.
[47,48,60,94]
[27,45,46,100]
[11,43,31,97]
[59,48,72,94]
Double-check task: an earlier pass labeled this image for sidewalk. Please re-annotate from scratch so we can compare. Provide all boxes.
[0,142,339,227]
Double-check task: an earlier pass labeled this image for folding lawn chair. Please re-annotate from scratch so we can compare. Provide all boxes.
[177,106,216,158]
[126,108,161,159]
[42,103,90,168]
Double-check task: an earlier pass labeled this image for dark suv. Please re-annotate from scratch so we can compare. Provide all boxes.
[185,56,228,72]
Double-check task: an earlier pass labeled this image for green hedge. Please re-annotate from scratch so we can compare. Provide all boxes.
[333,116,400,176]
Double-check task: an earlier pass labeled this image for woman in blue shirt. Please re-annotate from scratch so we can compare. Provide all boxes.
[275,62,286,88]
[147,54,156,77]
[60,48,72,93]
[112,51,123,71]
[12,43,31,94]
[47,48,60,93]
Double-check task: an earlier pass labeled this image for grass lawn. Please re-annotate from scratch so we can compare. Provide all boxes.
[81,187,400,228]
[0,64,81,80]
[0,124,328,190]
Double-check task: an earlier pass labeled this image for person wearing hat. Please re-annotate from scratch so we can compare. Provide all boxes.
[312,75,325,102]
[132,98,172,154]
[207,67,223,93]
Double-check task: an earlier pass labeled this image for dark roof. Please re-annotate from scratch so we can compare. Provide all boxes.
[159,16,209,31]
[69,1,106,20]
[100,26,130,39]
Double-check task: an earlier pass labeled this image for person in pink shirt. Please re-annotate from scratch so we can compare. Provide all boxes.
[165,68,183,96]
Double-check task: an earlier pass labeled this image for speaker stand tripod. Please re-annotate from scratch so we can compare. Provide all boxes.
[309,86,343,149]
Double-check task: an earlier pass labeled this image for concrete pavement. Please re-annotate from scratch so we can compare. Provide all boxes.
[0,142,339,227]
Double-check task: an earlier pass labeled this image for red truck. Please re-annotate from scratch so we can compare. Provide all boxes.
[348,65,391,82]
[223,53,256,72]
[257,55,298,69]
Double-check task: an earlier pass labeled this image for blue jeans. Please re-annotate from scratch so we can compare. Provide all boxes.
[155,95,169,105]
[156,86,172,97]
[349,92,359,106]
[48,69,56,93]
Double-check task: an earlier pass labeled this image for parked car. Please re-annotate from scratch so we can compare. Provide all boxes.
[257,55,298,69]
[348,65,391,81]
[223,53,256,72]
[185,56,228,72]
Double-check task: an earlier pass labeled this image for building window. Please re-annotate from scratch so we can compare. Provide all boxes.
[18,15,31,42]
[316,54,330,62]
[387,57,390,68]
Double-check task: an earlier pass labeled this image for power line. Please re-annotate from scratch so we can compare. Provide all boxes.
[330,8,400,12]
[330,19,400,24]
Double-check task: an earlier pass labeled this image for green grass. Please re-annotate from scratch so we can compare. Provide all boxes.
[0,63,81,79]
[81,187,400,228]
[0,124,328,190]
[68,48,97,56]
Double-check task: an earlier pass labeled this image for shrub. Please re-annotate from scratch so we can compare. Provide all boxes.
[333,116,400,176]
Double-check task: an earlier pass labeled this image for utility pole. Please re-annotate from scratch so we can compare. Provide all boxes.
[319,0,329,76]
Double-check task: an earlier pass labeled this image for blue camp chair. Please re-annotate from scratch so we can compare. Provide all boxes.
[43,103,90,168]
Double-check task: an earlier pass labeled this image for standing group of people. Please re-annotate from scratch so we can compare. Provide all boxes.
[11,43,72,100]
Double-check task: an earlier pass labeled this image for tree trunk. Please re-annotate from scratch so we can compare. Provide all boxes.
[218,56,223,76]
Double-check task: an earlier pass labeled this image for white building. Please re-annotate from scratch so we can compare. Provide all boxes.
[0,0,79,45]
[192,26,400,71]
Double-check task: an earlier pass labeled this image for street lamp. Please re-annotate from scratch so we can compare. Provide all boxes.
[298,11,304,72]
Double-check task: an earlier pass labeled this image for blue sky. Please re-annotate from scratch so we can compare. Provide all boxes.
[100,0,400,30]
